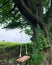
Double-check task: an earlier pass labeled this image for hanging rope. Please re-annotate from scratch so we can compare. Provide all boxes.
[19,45,22,57]
[25,25,28,55]
[19,30,22,57]
[26,44,28,55]
[18,45,22,65]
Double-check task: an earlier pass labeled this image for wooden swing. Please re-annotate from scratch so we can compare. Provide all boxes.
[17,44,30,63]
[17,55,30,62]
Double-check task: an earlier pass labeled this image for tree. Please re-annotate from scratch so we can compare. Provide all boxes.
[0,0,52,65]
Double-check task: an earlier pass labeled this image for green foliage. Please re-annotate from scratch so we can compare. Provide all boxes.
[50,25,52,42]
[0,0,51,29]
[43,0,51,9]
[36,25,49,50]
[27,25,48,65]
[24,26,32,36]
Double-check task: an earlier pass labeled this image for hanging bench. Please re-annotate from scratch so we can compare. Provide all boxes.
[17,55,30,62]
[17,43,30,63]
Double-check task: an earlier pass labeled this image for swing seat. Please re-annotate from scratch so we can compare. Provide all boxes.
[17,55,30,62]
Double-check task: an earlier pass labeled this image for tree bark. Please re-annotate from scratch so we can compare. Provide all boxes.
[46,3,52,65]
[31,24,37,53]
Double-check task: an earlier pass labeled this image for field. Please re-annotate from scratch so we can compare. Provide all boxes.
[0,41,25,49]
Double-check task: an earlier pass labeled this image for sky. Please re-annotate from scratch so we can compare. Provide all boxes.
[0,27,30,43]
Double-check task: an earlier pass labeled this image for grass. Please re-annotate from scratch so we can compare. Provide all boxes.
[0,41,27,49]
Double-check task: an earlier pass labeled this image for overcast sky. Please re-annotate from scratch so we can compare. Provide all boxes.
[0,27,30,43]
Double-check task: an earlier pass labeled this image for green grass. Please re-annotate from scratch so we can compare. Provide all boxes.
[0,41,26,49]
[0,41,33,49]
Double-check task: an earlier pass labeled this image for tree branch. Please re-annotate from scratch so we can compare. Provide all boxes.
[0,0,9,8]
[13,0,43,23]
[13,0,50,43]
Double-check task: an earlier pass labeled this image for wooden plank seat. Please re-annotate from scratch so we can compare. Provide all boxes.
[17,55,30,62]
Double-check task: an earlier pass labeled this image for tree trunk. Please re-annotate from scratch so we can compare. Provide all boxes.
[45,2,52,65]
[13,0,52,65]
[31,24,37,53]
